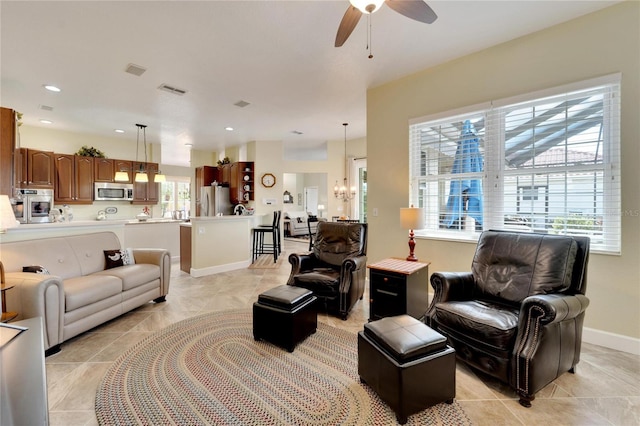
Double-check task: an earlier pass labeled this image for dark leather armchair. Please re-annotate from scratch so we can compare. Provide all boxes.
[425,230,590,407]
[287,222,367,320]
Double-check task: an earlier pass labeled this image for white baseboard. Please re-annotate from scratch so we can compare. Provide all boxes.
[583,327,640,355]
[190,260,250,277]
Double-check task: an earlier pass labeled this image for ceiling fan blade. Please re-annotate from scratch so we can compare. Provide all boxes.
[385,0,437,24]
[335,6,362,47]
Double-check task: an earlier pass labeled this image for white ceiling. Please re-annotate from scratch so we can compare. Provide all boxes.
[0,0,619,166]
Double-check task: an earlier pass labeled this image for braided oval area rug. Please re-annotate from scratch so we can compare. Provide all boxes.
[95,310,472,425]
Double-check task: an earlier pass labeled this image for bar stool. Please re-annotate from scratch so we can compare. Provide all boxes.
[252,210,281,263]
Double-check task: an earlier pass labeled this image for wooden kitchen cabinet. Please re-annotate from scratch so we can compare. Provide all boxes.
[230,161,254,204]
[95,158,134,183]
[0,107,16,195]
[93,158,114,182]
[15,148,55,189]
[132,161,159,204]
[194,166,219,216]
[114,160,133,183]
[220,163,231,185]
[54,154,94,204]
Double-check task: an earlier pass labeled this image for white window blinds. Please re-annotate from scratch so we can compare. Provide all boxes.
[409,74,621,253]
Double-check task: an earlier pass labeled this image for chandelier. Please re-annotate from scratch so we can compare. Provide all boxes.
[334,123,356,201]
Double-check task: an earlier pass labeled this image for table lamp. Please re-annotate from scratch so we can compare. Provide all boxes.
[400,205,425,261]
[0,195,19,233]
[317,204,325,218]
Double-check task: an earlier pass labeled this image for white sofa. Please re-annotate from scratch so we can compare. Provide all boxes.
[284,211,326,237]
[1,231,170,355]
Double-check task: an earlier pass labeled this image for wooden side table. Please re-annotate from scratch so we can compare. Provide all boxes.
[367,258,430,322]
[1,262,18,323]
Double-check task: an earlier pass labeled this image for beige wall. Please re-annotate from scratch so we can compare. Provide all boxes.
[367,1,640,342]
[252,137,365,221]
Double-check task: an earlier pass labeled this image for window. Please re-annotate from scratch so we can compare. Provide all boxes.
[160,177,191,218]
[409,74,621,253]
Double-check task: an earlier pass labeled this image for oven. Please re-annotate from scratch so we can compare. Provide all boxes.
[12,189,54,224]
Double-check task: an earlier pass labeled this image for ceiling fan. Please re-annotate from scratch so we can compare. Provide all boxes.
[335,0,438,48]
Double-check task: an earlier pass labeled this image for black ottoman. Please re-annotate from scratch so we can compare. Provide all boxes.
[253,285,317,352]
[358,315,456,424]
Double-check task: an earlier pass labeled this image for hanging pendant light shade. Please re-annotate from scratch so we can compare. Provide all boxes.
[114,171,129,182]
[154,171,166,182]
[134,124,148,183]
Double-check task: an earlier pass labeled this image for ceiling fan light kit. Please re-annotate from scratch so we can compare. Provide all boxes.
[349,0,384,14]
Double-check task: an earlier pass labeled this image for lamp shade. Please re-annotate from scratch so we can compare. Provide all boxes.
[135,172,148,183]
[400,206,425,230]
[0,195,19,232]
[114,171,130,182]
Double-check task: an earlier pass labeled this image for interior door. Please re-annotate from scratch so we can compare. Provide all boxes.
[304,186,318,215]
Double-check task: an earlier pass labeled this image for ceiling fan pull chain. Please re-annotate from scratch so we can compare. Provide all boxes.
[367,13,373,59]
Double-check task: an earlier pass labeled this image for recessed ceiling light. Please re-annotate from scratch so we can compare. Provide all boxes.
[43,85,61,92]
[185,143,193,147]
[39,119,53,124]
[114,129,125,133]
[225,127,234,131]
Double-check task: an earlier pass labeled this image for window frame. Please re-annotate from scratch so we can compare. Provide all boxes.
[409,74,621,254]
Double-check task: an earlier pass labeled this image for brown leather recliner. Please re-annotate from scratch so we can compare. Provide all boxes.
[425,230,590,407]
[287,221,367,320]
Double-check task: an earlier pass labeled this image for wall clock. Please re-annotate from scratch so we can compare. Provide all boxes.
[261,173,276,188]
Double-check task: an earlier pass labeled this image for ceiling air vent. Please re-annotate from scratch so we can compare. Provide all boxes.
[291,130,303,135]
[125,63,147,76]
[39,105,54,111]
[158,84,187,96]
[234,100,250,108]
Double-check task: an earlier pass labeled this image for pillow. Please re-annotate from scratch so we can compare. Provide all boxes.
[22,265,50,274]
[103,248,135,270]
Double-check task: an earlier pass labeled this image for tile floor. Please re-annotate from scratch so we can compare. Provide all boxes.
[45,239,640,425]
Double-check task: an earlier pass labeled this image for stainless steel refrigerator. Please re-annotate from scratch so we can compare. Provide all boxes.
[201,186,232,216]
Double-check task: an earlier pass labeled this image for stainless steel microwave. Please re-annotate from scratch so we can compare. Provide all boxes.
[94,182,134,201]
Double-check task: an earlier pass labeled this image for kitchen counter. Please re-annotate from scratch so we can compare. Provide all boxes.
[182,215,265,277]
[1,219,186,260]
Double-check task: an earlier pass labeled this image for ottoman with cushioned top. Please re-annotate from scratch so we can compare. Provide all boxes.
[358,315,456,424]
[253,285,317,352]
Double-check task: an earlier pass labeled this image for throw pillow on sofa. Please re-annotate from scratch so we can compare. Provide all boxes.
[104,249,135,270]
[22,265,50,274]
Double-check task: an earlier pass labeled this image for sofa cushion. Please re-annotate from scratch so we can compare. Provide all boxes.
[94,264,161,291]
[293,269,340,299]
[471,231,578,304]
[64,275,122,311]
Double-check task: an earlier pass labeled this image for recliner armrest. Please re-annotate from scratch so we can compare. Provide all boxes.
[519,293,590,325]
[287,253,318,284]
[425,272,475,327]
[430,272,475,302]
[342,255,367,272]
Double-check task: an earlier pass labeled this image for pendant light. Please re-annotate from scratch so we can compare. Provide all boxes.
[134,124,148,183]
[114,170,129,182]
[334,123,356,202]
